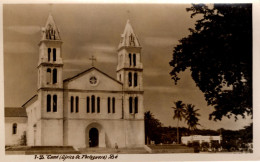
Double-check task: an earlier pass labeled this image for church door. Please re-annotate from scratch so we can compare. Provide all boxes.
[89,128,99,147]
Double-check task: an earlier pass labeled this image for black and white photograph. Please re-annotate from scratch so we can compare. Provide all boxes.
[2,2,257,161]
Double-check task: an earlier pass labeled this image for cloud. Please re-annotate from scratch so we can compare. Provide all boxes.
[95,53,117,63]
[63,53,116,65]
[63,68,81,72]
[144,68,169,77]
[144,36,179,47]
[63,59,90,66]
[76,43,117,64]
[81,43,116,53]
[6,26,40,35]
[4,42,35,53]
[144,86,179,94]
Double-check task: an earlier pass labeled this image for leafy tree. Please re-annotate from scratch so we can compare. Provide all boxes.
[144,111,162,144]
[169,4,252,121]
[172,100,186,143]
[185,104,200,134]
[238,123,253,143]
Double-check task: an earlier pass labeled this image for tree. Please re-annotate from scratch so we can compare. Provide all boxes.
[172,100,186,144]
[169,4,252,121]
[144,111,162,144]
[185,104,200,134]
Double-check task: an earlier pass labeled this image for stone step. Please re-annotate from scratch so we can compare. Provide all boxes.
[25,146,80,154]
[29,146,75,150]
[79,147,148,154]
[25,150,80,155]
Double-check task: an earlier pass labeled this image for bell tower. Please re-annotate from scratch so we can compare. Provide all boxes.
[116,20,143,91]
[117,20,144,116]
[38,14,63,89]
[117,20,145,147]
[36,14,64,146]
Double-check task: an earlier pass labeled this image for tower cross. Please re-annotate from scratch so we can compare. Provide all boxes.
[89,55,97,67]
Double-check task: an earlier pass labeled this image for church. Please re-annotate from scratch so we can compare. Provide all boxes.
[5,14,144,149]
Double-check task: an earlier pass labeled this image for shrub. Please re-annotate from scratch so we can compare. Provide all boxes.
[201,142,209,151]
[193,141,200,153]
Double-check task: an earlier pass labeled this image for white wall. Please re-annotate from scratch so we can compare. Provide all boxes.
[5,117,27,146]
[65,119,144,148]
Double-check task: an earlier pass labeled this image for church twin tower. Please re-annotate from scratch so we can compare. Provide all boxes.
[28,14,144,148]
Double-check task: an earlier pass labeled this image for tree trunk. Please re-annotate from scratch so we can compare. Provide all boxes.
[177,119,179,144]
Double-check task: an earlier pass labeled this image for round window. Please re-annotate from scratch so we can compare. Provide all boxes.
[89,76,97,85]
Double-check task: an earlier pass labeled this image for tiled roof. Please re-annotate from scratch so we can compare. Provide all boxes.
[22,94,38,108]
[5,107,27,117]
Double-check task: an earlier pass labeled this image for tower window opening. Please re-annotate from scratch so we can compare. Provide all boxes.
[76,96,79,113]
[97,97,100,113]
[135,97,138,113]
[129,53,132,66]
[87,97,90,113]
[48,48,51,61]
[128,72,132,87]
[134,73,138,87]
[133,53,136,66]
[47,94,51,112]
[47,68,51,84]
[91,95,95,113]
[53,48,56,61]
[71,96,74,113]
[53,69,57,84]
[53,95,57,112]
[112,97,115,113]
[129,97,133,114]
[108,97,111,113]
[12,123,17,135]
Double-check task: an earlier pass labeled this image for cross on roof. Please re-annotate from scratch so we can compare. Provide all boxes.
[89,55,97,67]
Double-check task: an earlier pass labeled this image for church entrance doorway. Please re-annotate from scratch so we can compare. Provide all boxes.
[89,128,99,147]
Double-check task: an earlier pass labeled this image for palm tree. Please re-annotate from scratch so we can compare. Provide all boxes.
[185,104,200,135]
[172,100,186,144]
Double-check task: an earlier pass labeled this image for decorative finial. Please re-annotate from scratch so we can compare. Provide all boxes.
[89,55,97,67]
[49,3,53,14]
[127,9,130,22]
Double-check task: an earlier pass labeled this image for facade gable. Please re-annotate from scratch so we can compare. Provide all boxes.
[64,67,122,91]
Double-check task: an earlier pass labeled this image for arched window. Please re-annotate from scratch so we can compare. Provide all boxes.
[133,53,136,66]
[129,97,133,114]
[112,97,115,113]
[91,95,95,113]
[12,123,17,134]
[53,48,56,61]
[71,96,74,113]
[97,97,100,113]
[76,96,79,113]
[129,53,132,66]
[48,48,51,61]
[53,95,57,112]
[53,69,57,84]
[134,73,138,87]
[107,97,111,113]
[128,72,132,87]
[47,68,51,84]
[119,74,121,81]
[47,94,51,112]
[134,97,138,113]
[86,97,90,113]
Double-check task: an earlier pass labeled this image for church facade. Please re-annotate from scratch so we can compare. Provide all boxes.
[5,14,144,148]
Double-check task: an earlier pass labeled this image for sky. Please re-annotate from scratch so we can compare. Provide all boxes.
[3,4,253,130]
